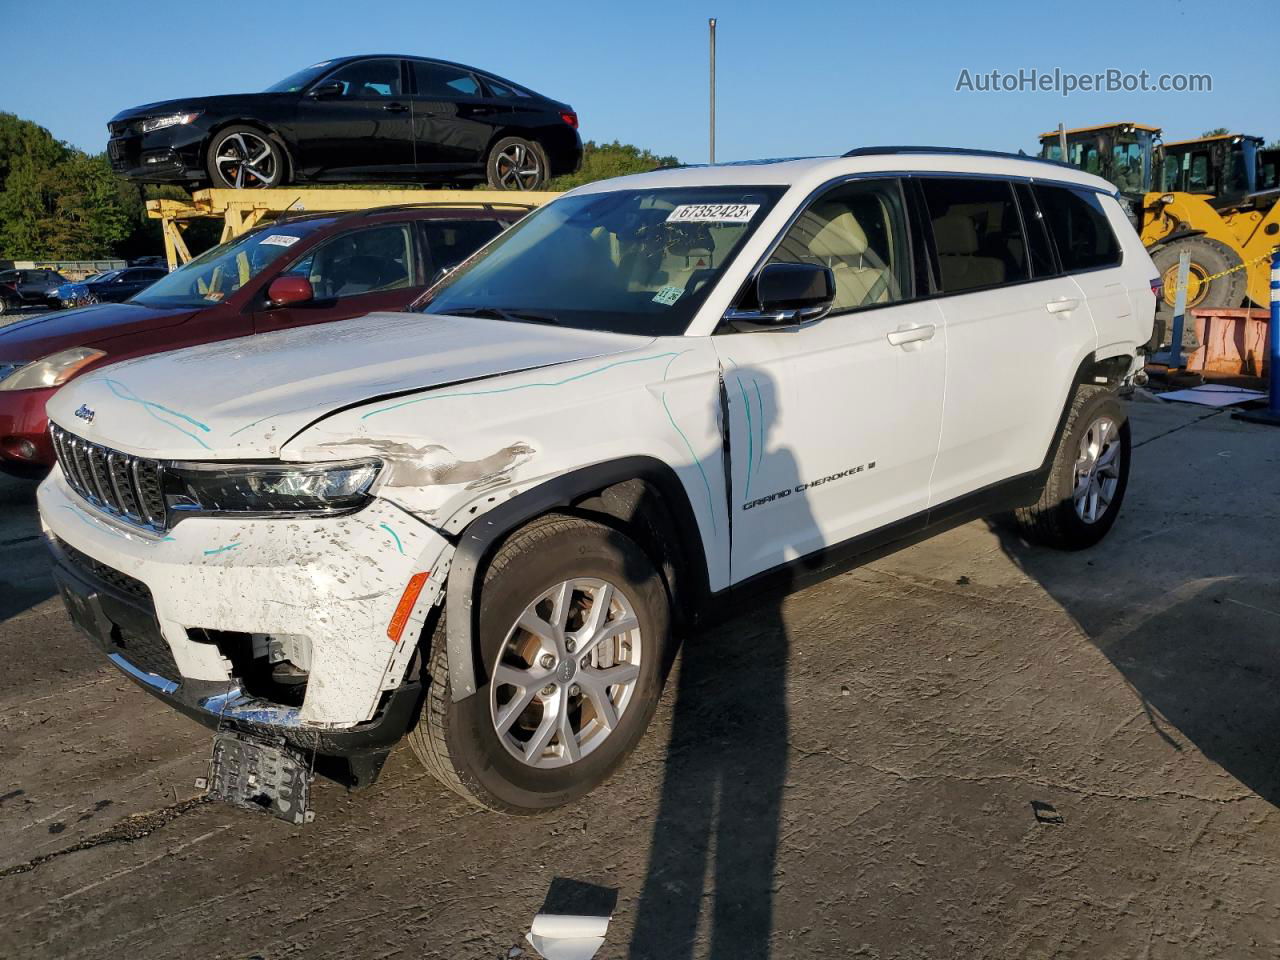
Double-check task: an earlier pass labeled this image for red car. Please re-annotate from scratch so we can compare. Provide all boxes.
[0,204,525,476]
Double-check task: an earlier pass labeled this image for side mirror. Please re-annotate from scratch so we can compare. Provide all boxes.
[725,262,835,327]
[308,81,344,100]
[266,276,314,307]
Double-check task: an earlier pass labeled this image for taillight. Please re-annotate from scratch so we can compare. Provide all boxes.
[559,110,578,129]
[1150,277,1163,299]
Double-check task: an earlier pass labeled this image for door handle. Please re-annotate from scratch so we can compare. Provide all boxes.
[382,102,408,113]
[1045,298,1080,314]
[886,323,936,348]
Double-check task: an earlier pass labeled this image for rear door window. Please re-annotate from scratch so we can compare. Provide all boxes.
[412,62,481,98]
[921,178,1028,294]
[421,219,505,278]
[1033,185,1122,272]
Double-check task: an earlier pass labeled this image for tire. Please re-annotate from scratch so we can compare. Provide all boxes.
[0,298,9,317]
[1009,388,1130,550]
[206,125,287,189]
[1150,236,1245,351]
[407,513,671,813]
[485,136,549,191]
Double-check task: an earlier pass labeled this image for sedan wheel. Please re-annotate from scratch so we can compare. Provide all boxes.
[207,127,285,189]
[487,137,547,191]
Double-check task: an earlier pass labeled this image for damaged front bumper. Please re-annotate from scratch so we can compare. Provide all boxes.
[39,468,452,786]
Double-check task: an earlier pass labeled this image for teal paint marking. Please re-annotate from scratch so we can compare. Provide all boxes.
[751,378,765,477]
[360,352,683,420]
[661,393,717,534]
[735,376,755,498]
[203,542,240,556]
[94,378,212,450]
[379,522,405,555]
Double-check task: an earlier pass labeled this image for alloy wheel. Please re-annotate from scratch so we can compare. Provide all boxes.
[213,132,278,189]
[490,577,642,768]
[1073,415,1122,524]
[494,142,543,190]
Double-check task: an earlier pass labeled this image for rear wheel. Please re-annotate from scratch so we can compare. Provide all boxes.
[1008,388,1130,550]
[206,126,287,189]
[1150,236,1245,351]
[407,514,670,813]
[485,137,548,190]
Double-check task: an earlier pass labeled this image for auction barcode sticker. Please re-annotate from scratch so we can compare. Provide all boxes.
[665,203,760,224]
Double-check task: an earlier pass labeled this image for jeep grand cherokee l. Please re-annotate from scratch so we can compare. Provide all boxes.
[39,148,1157,819]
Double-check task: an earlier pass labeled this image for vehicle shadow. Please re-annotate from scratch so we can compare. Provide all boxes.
[0,472,54,623]
[629,367,822,959]
[987,461,1280,808]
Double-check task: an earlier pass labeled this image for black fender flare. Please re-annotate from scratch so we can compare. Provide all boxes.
[444,456,707,701]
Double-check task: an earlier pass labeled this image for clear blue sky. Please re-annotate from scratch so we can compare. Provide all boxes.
[2,0,1274,162]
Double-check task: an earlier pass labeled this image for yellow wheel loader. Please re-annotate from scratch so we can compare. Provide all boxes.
[1039,124,1280,349]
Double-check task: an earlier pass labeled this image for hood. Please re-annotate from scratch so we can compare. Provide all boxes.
[0,302,197,362]
[112,93,289,123]
[46,312,653,459]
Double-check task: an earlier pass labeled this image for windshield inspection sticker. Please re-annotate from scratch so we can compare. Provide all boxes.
[665,203,760,224]
[260,234,300,247]
[652,285,684,306]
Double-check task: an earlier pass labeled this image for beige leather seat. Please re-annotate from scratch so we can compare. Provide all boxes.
[932,214,1005,291]
[806,210,894,310]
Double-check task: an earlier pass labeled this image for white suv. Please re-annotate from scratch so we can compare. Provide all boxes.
[39,148,1156,817]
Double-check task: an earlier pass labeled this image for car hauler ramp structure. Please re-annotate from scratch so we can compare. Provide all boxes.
[147,187,559,269]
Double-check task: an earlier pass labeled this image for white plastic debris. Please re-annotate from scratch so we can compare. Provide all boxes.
[525,913,610,960]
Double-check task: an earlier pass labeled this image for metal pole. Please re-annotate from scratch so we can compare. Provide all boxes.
[709,18,716,164]
[1235,248,1280,426]
[1167,250,1191,369]
[1057,122,1067,162]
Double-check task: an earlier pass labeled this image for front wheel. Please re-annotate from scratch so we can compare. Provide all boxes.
[485,136,549,190]
[407,514,671,813]
[1008,388,1131,550]
[206,126,287,189]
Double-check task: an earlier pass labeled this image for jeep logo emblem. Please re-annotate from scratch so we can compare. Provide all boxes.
[74,404,95,423]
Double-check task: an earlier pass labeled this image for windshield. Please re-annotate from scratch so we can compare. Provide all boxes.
[265,61,335,93]
[422,186,786,336]
[130,220,333,308]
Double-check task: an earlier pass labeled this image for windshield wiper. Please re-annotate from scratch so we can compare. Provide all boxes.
[443,306,561,326]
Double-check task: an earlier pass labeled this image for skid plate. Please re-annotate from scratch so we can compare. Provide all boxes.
[203,732,313,825]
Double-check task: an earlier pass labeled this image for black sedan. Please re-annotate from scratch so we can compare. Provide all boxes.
[108,55,582,191]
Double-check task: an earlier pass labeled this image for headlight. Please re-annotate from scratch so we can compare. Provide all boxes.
[141,112,201,134]
[0,347,106,391]
[164,459,381,517]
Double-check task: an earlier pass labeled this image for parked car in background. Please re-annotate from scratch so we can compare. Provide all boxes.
[54,271,121,308]
[0,268,68,314]
[0,203,527,475]
[35,149,1156,819]
[108,55,582,192]
[76,266,170,304]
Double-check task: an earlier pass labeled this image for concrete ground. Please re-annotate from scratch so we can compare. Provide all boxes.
[2,399,1278,959]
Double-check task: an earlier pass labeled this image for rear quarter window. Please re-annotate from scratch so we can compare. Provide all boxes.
[1034,185,1122,272]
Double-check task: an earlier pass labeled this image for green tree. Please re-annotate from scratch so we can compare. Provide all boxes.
[0,112,145,260]
[1201,127,1231,137]
[547,140,679,190]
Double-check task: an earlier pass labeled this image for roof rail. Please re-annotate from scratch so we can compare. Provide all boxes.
[842,145,1072,169]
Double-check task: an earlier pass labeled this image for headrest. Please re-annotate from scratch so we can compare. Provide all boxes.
[808,210,869,259]
[932,214,979,255]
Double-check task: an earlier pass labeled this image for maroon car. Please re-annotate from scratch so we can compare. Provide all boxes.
[0,204,526,475]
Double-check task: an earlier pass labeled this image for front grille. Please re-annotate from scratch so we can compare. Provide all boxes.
[51,423,168,531]
[57,537,152,602]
